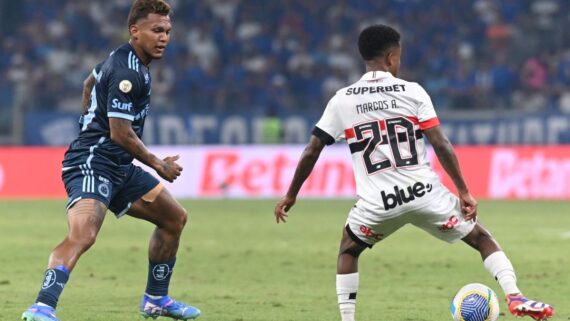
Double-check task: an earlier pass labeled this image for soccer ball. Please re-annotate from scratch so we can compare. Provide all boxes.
[450,283,500,321]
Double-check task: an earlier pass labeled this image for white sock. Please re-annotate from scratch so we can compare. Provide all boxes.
[337,273,359,321]
[483,251,520,295]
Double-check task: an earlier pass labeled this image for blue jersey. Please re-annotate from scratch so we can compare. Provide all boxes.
[64,43,152,167]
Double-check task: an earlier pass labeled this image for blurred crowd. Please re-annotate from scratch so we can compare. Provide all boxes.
[2,0,570,121]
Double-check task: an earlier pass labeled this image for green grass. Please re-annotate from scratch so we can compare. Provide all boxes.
[0,199,569,321]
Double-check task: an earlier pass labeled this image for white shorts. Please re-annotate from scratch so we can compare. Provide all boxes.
[346,186,476,247]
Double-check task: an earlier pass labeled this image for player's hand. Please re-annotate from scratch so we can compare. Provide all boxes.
[459,192,478,221]
[157,155,183,182]
[274,195,296,224]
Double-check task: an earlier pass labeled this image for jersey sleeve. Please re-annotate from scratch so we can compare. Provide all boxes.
[413,83,440,130]
[312,94,344,145]
[92,63,103,78]
[106,68,142,121]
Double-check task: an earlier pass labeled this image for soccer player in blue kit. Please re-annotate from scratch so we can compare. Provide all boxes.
[22,1,200,320]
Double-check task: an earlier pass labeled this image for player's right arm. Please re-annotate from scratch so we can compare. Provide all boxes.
[274,135,326,223]
[423,126,477,220]
[82,64,103,114]
[274,95,342,223]
[82,73,96,115]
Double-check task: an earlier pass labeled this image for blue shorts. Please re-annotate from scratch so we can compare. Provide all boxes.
[62,162,160,217]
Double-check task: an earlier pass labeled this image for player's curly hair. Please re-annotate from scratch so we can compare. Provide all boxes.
[127,0,171,28]
[358,24,400,61]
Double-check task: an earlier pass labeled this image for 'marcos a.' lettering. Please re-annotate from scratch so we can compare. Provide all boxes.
[346,84,406,95]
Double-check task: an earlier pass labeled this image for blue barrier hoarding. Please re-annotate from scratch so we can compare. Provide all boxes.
[24,111,570,145]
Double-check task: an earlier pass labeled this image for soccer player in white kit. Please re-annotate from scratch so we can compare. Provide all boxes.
[274,25,554,321]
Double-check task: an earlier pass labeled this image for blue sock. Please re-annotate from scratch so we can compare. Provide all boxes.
[36,265,70,309]
[146,258,176,296]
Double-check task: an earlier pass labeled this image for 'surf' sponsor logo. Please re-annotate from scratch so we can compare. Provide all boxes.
[381,182,433,210]
[111,98,133,111]
[346,84,406,95]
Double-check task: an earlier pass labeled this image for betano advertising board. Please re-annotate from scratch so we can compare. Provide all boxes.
[0,146,569,200]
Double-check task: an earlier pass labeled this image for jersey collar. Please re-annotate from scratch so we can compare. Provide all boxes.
[126,42,149,67]
[360,71,394,81]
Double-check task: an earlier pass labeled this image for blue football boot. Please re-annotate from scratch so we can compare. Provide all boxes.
[22,304,60,321]
[140,294,201,320]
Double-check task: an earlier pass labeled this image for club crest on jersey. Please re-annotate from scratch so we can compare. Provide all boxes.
[381,182,433,210]
[119,80,132,93]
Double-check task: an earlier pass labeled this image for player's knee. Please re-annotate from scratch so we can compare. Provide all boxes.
[464,225,495,250]
[339,242,365,258]
[166,208,187,235]
[68,233,97,252]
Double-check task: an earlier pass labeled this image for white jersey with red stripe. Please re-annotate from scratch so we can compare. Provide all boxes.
[313,70,444,216]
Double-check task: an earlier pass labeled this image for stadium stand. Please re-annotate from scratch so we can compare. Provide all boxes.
[0,0,569,141]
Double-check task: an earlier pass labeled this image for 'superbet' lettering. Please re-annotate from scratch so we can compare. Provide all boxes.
[346,84,406,95]
[381,182,433,210]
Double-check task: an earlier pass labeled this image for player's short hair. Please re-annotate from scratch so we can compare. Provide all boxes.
[358,24,400,61]
[127,0,171,28]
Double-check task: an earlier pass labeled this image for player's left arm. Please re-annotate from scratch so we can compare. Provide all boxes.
[106,67,181,182]
[109,118,182,183]
[423,126,477,220]
[274,135,326,223]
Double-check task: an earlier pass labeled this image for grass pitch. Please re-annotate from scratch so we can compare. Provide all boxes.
[0,199,568,321]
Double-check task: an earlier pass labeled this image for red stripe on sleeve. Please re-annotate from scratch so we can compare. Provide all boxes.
[404,116,419,125]
[344,128,355,139]
[419,117,440,130]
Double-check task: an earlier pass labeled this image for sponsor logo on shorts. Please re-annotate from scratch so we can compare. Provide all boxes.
[152,264,170,281]
[42,269,56,289]
[381,182,433,210]
[439,215,459,231]
[359,225,383,241]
